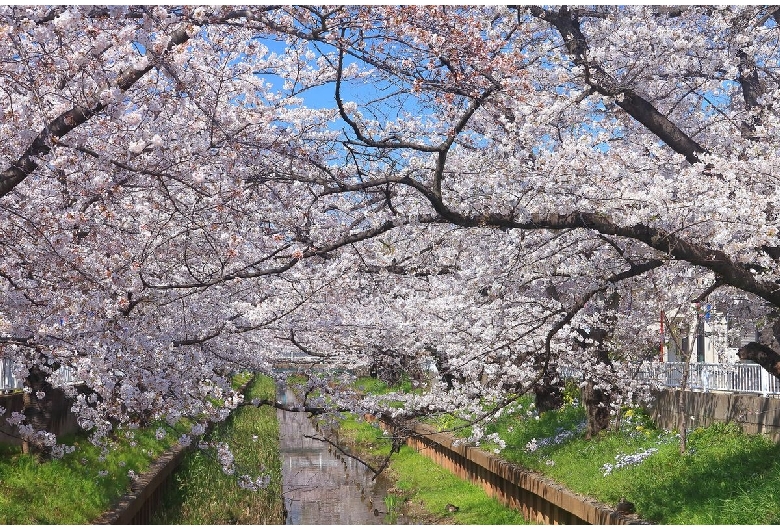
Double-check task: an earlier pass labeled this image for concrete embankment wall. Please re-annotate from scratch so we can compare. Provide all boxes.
[0,389,81,445]
[93,443,188,524]
[648,388,780,442]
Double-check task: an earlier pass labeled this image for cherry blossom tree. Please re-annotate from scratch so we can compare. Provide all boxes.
[1,5,780,457]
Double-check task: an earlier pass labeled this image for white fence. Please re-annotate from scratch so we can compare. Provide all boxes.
[561,361,780,397]
[0,358,79,393]
[0,358,19,391]
[643,362,780,396]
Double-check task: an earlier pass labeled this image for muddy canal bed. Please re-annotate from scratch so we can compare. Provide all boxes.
[277,388,412,524]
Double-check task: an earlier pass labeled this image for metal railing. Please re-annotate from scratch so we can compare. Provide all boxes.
[0,358,79,393]
[642,362,780,396]
[560,361,780,397]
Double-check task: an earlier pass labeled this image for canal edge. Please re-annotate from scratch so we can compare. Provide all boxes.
[407,422,649,525]
[93,377,257,525]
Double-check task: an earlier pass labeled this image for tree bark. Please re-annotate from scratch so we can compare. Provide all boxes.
[579,292,619,438]
[421,210,780,310]
[583,378,611,439]
[533,365,563,413]
[738,342,780,378]
[738,317,780,378]
[21,366,57,459]
[581,345,614,439]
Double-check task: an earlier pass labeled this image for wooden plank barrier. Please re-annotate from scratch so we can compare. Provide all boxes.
[93,443,188,524]
[407,423,647,525]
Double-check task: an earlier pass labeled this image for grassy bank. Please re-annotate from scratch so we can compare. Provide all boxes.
[152,375,284,524]
[0,373,258,524]
[351,376,780,524]
[441,396,780,525]
[510,407,780,524]
[337,413,530,524]
[0,415,182,523]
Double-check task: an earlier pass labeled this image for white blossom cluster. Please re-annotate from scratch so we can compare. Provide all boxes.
[601,447,659,476]
[447,421,509,453]
[236,473,272,491]
[525,423,587,453]
[5,413,75,459]
[215,442,235,475]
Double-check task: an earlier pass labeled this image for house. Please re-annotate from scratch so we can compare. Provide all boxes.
[660,304,739,364]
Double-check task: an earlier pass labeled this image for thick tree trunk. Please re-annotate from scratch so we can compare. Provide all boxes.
[533,367,563,413]
[583,347,613,439]
[21,366,57,459]
[583,379,611,439]
[738,317,780,379]
[581,292,619,439]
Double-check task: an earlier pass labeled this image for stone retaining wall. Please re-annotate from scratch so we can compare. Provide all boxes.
[648,388,780,442]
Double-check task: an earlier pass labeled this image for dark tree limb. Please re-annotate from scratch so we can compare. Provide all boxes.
[0,7,278,199]
[288,330,329,358]
[529,6,705,164]
[738,342,780,378]
[738,317,780,378]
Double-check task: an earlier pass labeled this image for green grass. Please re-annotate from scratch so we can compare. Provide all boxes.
[351,376,780,524]
[354,376,392,394]
[0,421,180,523]
[286,374,308,386]
[152,375,284,524]
[0,372,260,524]
[483,402,780,524]
[389,445,531,524]
[383,492,404,523]
[353,375,416,394]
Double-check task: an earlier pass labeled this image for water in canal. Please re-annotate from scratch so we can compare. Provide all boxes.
[277,387,411,524]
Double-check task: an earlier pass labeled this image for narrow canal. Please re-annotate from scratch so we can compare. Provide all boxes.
[277,387,411,524]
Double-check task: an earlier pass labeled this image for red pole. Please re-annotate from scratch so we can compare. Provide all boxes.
[659,310,665,362]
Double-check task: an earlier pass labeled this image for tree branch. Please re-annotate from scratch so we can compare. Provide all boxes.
[738,342,780,378]
[738,317,780,378]
[418,210,780,308]
[0,25,189,198]
[0,7,278,199]
[530,6,705,164]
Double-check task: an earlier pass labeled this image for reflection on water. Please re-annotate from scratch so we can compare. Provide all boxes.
[277,387,407,525]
